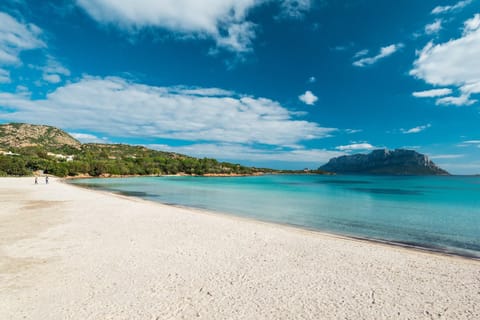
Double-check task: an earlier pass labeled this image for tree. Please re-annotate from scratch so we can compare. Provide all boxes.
[0,155,30,176]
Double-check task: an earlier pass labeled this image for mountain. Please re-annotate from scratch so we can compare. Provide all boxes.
[319,149,449,175]
[0,123,272,177]
[0,123,81,151]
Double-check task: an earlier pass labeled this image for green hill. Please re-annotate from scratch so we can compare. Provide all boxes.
[0,123,269,177]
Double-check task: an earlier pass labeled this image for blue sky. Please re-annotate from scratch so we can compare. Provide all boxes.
[0,0,479,173]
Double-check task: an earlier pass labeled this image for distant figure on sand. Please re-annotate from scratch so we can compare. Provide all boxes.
[45,176,49,184]
[35,177,38,184]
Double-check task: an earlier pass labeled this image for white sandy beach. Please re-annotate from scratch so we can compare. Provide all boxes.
[0,177,479,319]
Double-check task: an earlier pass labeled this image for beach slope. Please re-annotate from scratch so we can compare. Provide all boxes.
[0,177,478,319]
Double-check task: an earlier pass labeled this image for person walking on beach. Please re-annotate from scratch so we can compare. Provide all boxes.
[45,176,49,184]
[35,177,38,184]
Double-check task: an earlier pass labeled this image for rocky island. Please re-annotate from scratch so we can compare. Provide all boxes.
[319,149,449,175]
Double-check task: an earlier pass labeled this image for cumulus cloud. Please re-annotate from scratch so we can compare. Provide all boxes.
[76,0,313,53]
[431,0,472,15]
[0,12,45,65]
[299,90,318,105]
[353,43,403,67]
[0,75,336,146]
[425,19,442,35]
[76,0,258,52]
[410,14,480,106]
[335,143,375,151]
[412,88,452,98]
[401,124,431,134]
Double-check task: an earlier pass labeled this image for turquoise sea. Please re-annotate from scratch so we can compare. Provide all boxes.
[70,175,480,258]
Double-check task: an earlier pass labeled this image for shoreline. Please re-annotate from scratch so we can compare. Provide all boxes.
[1,177,479,319]
[158,203,480,262]
[66,177,480,261]
[61,171,330,180]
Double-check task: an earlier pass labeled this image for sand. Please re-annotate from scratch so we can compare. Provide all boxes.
[0,177,479,319]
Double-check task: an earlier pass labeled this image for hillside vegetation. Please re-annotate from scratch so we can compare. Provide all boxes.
[0,123,273,177]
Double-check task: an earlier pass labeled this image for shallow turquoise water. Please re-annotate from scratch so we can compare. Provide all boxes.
[70,175,480,258]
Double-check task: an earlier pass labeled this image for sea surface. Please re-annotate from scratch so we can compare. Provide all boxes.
[70,175,480,258]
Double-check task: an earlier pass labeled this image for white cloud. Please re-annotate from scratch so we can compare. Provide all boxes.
[148,143,342,165]
[170,87,234,97]
[345,128,362,134]
[0,49,18,64]
[429,154,464,160]
[410,14,480,106]
[0,68,10,83]
[299,90,318,105]
[401,124,431,134]
[76,0,259,52]
[353,49,369,58]
[435,161,480,175]
[436,157,480,175]
[76,1,313,53]
[15,85,29,94]
[0,75,336,146]
[0,13,70,85]
[335,143,375,151]
[215,21,256,53]
[412,88,452,98]
[436,95,477,106]
[401,145,421,150]
[464,13,480,34]
[425,19,442,35]
[42,73,61,84]
[457,140,480,149]
[70,132,109,143]
[353,43,403,67]
[431,0,472,14]
[461,81,480,95]
[0,12,45,65]
[332,45,347,51]
[277,0,312,19]
[39,56,71,83]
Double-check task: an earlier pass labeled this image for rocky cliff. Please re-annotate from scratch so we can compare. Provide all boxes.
[319,149,449,175]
